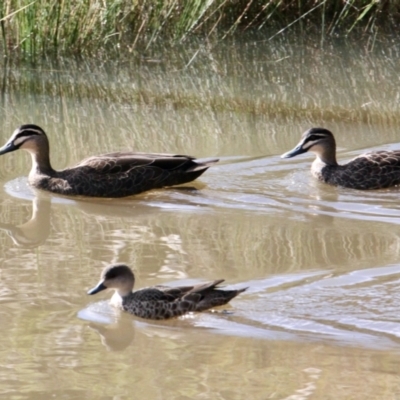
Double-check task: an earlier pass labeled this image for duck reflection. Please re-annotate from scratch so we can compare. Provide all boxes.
[87,307,237,351]
[0,194,51,248]
[88,316,135,351]
[0,190,166,249]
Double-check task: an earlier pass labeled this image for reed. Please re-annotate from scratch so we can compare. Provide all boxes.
[2,33,400,129]
[0,1,399,60]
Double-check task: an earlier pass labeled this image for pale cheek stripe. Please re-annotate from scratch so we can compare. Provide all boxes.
[303,140,321,150]
[13,137,28,146]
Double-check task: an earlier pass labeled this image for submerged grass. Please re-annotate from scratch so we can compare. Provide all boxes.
[2,35,400,127]
[0,1,399,60]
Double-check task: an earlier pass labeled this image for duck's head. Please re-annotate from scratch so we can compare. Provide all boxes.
[88,264,135,297]
[0,124,48,156]
[281,128,337,165]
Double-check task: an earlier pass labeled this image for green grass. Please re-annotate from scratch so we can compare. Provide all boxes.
[0,1,399,60]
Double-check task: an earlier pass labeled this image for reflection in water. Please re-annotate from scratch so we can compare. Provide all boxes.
[2,166,400,276]
[0,194,51,248]
[88,317,135,352]
[81,265,400,352]
[1,37,400,399]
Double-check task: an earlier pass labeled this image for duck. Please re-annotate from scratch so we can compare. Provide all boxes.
[281,127,400,190]
[0,124,218,198]
[87,264,247,320]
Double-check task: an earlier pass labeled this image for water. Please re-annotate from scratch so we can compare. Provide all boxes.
[1,37,400,399]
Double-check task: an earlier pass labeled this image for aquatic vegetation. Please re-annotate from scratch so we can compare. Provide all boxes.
[2,34,400,126]
[0,0,398,60]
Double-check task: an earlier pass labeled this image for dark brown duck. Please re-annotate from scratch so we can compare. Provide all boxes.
[0,124,218,198]
[88,264,247,320]
[281,127,400,190]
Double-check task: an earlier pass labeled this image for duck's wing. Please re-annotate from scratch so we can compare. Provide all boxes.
[74,152,202,174]
[182,280,247,311]
[335,150,400,189]
[63,153,218,197]
[132,286,192,302]
[134,282,224,303]
[180,280,225,303]
[131,282,246,319]
[355,150,400,166]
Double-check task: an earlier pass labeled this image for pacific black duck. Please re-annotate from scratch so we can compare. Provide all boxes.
[0,124,218,197]
[87,264,247,320]
[281,127,400,190]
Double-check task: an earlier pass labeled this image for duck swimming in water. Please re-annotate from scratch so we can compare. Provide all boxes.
[281,127,400,190]
[0,124,218,198]
[87,264,247,320]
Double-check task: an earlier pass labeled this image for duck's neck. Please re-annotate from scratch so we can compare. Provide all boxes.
[116,287,133,298]
[111,288,133,308]
[26,147,55,178]
[312,154,338,178]
[316,153,338,166]
[110,291,124,307]
[314,138,339,166]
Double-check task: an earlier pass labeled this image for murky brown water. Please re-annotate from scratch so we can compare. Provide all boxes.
[1,37,400,399]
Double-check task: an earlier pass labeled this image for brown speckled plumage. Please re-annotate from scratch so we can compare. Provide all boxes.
[87,264,247,320]
[0,124,218,198]
[281,127,400,190]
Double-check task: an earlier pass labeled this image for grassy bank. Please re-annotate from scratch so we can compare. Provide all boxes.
[0,1,399,60]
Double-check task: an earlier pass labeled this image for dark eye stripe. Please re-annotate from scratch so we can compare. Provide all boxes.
[307,134,326,142]
[17,129,43,138]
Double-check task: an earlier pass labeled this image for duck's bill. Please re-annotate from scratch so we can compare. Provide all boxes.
[87,281,107,295]
[281,145,307,159]
[0,141,17,155]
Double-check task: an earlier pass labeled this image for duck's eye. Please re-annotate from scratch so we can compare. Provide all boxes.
[308,135,320,142]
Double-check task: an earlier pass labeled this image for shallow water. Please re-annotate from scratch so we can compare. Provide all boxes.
[1,37,400,399]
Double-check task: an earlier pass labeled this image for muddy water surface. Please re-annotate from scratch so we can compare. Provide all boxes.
[0,37,400,399]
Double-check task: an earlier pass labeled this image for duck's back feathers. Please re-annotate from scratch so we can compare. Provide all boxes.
[123,279,246,319]
[319,150,400,190]
[53,153,218,197]
[76,152,195,170]
[182,280,247,312]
